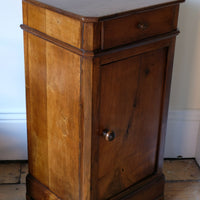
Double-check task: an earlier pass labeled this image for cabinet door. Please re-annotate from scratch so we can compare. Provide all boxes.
[95,48,167,199]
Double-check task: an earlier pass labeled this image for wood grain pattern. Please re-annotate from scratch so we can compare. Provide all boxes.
[102,5,179,49]
[21,163,29,184]
[21,24,178,58]
[110,174,165,200]
[97,56,141,199]
[163,159,200,181]
[46,9,81,48]
[23,0,184,19]
[28,34,49,186]
[46,42,81,200]
[165,182,200,200]
[26,33,81,199]
[82,23,101,51]
[95,48,167,199]
[80,57,93,200]
[26,174,165,200]
[82,23,95,51]
[20,24,89,57]
[27,3,46,32]
[25,2,81,48]
[22,1,180,52]
[98,35,177,65]
[22,1,28,25]
[2,160,200,200]
[26,175,61,200]
[21,0,184,199]
[0,163,20,184]
[0,162,28,185]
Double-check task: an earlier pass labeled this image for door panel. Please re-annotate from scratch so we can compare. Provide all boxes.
[96,48,167,199]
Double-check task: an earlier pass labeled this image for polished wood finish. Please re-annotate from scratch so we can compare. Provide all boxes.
[102,5,179,49]
[26,173,165,200]
[3,160,200,200]
[25,34,81,199]
[23,2,81,48]
[111,174,165,200]
[96,49,167,199]
[26,175,61,200]
[24,0,184,20]
[21,0,184,199]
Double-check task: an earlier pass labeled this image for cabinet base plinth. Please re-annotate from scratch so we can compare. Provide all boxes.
[26,173,164,200]
[110,173,165,200]
[26,174,61,200]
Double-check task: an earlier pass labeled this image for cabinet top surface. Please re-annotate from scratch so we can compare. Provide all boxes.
[25,0,184,18]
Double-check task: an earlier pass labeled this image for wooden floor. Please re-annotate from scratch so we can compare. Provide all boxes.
[0,162,27,200]
[164,159,200,200]
[0,159,199,199]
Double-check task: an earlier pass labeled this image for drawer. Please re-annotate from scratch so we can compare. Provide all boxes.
[102,5,179,49]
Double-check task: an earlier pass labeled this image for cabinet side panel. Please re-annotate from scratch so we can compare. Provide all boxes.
[46,10,81,48]
[25,2,81,49]
[28,34,49,186]
[26,33,81,199]
[27,2,46,32]
[22,1,28,25]
[46,42,81,200]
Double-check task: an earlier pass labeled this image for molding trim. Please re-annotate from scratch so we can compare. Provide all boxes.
[21,24,179,57]
[0,112,26,121]
[0,110,199,161]
[168,109,200,121]
[23,0,185,22]
[26,173,164,200]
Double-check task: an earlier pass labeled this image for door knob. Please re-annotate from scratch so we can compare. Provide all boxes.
[102,129,115,141]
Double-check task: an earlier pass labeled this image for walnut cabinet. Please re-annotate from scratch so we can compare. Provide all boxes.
[21,0,185,199]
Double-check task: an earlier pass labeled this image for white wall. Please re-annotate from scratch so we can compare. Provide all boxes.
[0,1,27,160]
[170,0,200,110]
[0,1,200,161]
[165,0,200,162]
[165,110,200,158]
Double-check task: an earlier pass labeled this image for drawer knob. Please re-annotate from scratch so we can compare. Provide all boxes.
[102,129,115,142]
[137,22,148,30]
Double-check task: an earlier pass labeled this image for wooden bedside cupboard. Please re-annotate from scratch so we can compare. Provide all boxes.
[21,0,185,199]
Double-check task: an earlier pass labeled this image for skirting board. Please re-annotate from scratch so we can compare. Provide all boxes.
[164,110,200,162]
[0,113,27,160]
[0,110,200,163]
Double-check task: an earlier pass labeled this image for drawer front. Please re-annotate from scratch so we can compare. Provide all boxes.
[95,48,167,199]
[102,5,179,49]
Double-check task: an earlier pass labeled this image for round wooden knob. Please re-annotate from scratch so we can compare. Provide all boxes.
[102,129,115,141]
[137,22,148,30]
